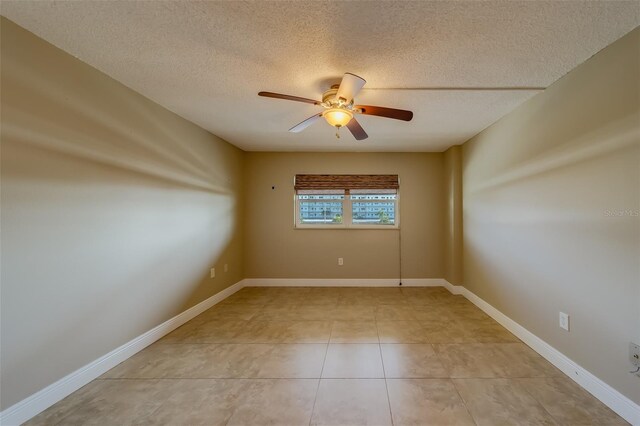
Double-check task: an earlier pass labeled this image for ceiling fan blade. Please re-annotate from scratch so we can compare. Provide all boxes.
[355,105,413,121]
[289,113,323,133]
[336,73,366,104]
[346,117,368,140]
[259,91,320,105]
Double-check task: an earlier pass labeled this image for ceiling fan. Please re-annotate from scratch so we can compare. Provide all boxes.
[258,73,413,140]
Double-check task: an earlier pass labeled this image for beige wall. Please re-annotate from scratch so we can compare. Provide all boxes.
[444,146,463,285]
[244,152,445,279]
[462,28,640,404]
[0,18,244,409]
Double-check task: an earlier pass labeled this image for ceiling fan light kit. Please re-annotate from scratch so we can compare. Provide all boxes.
[323,108,353,128]
[259,73,413,141]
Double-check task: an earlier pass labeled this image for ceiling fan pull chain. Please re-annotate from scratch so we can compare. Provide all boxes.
[335,127,341,139]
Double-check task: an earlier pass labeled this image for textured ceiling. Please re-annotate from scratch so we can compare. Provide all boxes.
[2,1,639,152]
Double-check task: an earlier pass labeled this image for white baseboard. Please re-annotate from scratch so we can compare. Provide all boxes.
[243,278,446,287]
[442,280,640,426]
[0,280,245,426]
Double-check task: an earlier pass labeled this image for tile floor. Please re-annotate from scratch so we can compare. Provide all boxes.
[26,287,628,425]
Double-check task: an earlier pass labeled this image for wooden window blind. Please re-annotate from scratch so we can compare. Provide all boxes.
[294,174,399,192]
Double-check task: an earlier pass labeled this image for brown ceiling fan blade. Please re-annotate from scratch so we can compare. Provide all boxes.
[355,105,413,121]
[336,73,366,104]
[258,91,320,105]
[289,113,323,133]
[346,117,368,140]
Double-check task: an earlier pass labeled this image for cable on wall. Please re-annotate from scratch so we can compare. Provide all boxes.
[398,226,402,286]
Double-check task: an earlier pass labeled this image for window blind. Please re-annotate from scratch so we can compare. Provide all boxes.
[294,174,399,191]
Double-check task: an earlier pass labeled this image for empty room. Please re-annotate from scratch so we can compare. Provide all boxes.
[1,1,639,425]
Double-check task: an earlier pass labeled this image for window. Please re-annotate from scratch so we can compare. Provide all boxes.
[297,191,344,225]
[351,190,397,226]
[294,175,399,229]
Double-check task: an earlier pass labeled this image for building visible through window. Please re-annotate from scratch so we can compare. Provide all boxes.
[294,175,399,228]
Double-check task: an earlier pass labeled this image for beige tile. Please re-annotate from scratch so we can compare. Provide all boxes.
[255,344,327,378]
[254,304,362,321]
[387,379,475,425]
[160,319,249,343]
[377,321,430,343]
[222,289,275,304]
[231,321,285,343]
[194,303,264,321]
[227,379,318,425]
[518,378,628,425]
[233,321,332,343]
[47,379,173,425]
[268,293,317,307]
[330,321,379,343]
[196,344,273,378]
[340,288,406,305]
[454,378,558,425]
[251,304,301,321]
[104,343,326,379]
[102,343,224,379]
[276,321,333,343]
[380,344,448,378]
[268,287,313,298]
[24,381,105,426]
[298,305,349,321]
[201,343,325,378]
[28,287,620,426]
[330,305,377,321]
[310,379,392,426]
[141,379,244,425]
[412,303,489,321]
[375,304,418,320]
[301,289,341,305]
[434,343,562,378]
[402,288,461,306]
[421,317,519,343]
[322,344,384,378]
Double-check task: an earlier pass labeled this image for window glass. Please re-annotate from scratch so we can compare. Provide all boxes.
[298,193,344,224]
[351,193,396,225]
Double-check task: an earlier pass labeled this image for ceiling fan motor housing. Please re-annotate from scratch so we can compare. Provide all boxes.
[322,87,340,104]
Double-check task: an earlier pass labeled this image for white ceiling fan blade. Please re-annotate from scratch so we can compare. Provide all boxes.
[289,113,323,133]
[336,73,366,104]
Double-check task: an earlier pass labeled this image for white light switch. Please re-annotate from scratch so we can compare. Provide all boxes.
[338,258,344,266]
[224,264,228,273]
[210,268,215,278]
[559,312,570,331]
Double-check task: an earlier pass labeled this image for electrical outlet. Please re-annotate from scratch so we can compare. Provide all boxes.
[210,268,215,278]
[559,312,570,331]
[630,342,640,367]
[224,264,228,273]
[338,257,344,266]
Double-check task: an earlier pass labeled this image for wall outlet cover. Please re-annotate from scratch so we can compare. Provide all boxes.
[630,342,640,367]
[210,268,215,278]
[338,258,344,266]
[559,312,570,331]
[224,264,228,273]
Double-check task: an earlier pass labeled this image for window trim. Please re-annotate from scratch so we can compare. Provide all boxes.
[294,190,400,230]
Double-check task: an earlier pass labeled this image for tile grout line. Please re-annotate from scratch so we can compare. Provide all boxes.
[307,329,332,426]
[428,340,479,426]
[514,377,565,424]
[376,320,395,426]
[449,376,480,426]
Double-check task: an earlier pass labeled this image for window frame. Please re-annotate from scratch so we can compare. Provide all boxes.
[294,190,400,230]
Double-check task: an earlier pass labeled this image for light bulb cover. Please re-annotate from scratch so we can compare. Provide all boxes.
[323,108,353,128]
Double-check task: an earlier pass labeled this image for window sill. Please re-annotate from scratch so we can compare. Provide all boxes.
[294,225,399,230]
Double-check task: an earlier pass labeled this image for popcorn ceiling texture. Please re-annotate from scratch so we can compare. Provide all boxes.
[2,1,638,152]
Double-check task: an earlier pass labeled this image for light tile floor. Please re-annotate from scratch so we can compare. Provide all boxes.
[26,287,628,425]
